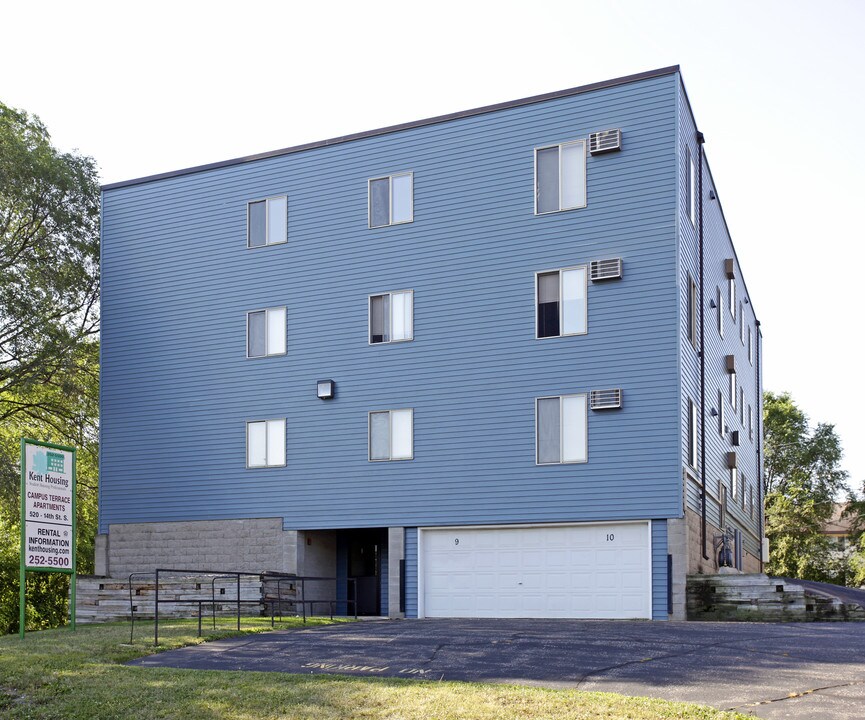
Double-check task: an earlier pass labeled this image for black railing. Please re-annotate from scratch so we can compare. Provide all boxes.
[127,569,359,645]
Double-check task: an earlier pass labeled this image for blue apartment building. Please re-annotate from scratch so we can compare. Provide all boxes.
[97,66,763,620]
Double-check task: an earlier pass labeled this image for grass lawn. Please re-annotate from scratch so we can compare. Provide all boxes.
[0,619,751,720]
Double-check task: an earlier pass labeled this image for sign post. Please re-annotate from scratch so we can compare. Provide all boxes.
[19,438,77,639]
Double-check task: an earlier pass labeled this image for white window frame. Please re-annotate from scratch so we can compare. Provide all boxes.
[368,172,414,228]
[687,274,697,347]
[535,394,588,465]
[739,302,745,344]
[368,290,414,345]
[748,404,753,440]
[718,389,725,437]
[534,139,587,214]
[730,467,738,501]
[740,387,745,424]
[247,195,288,249]
[730,372,737,411]
[729,277,736,319]
[687,148,696,226]
[748,326,753,365]
[687,398,698,469]
[534,265,588,339]
[368,409,414,461]
[246,306,287,358]
[717,286,723,337]
[246,419,286,468]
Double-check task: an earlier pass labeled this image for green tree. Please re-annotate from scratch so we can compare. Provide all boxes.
[0,102,100,633]
[763,391,849,582]
[0,339,99,634]
[1,101,99,422]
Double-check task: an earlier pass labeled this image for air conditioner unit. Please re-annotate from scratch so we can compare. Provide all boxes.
[731,430,740,447]
[725,354,736,373]
[590,388,622,410]
[590,258,623,282]
[589,129,621,155]
[726,451,738,469]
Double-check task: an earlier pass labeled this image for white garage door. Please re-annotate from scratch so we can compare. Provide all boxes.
[420,522,651,619]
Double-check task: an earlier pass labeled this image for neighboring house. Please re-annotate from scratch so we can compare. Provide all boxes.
[822,504,855,551]
[97,65,763,621]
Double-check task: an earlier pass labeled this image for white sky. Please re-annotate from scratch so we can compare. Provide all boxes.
[3,0,863,488]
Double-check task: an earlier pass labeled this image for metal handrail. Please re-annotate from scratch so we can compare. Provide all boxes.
[127,572,156,644]
[151,569,359,645]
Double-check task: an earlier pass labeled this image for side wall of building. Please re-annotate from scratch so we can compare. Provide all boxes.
[676,79,763,574]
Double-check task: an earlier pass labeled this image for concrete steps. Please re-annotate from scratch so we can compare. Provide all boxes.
[687,574,865,621]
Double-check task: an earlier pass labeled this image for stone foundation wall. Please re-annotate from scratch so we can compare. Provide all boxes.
[686,508,761,576]
[99,518,297,578]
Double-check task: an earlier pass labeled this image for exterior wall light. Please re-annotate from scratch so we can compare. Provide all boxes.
[317,379,335,400]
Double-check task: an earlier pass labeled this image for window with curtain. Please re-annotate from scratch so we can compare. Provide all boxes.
[536,394,587,464]
[247,196,287,248]
[369,290,413,344]
[536,267,587,338]
[535,140,586,214]
[369,173,413,228]
[247,307,286,358]
[369,409,413,461]
[246,419,286,468]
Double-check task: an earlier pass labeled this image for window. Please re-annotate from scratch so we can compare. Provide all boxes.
[718,390,725,436]
[748,405,753,440]
[687,275,697,347]
[729,277,736,318]
[740,387,745,424]
[730,372,737,411]
[739,302,745,344]
[687,147,696,226]
[749,486,754,519]
[369,173,413,228]
[247,307,286,358]
[687,398,698,469]
[717,287,723,337]
[535,140,587,214]
[741,474,746,509]
[536,394,587,464]
[536,267,587,338]
[369,290,413,344]
[369,409,413,461]
[246,419,285,468]
[247,196,287,248]
[748,326,753,365]
[730,467,738,501]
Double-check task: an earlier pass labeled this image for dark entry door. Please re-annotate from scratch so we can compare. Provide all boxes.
[348,530,381,615]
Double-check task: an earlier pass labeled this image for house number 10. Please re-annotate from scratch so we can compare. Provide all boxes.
[606,533,615,542]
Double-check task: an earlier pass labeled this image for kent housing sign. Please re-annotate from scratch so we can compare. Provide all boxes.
[20,438,77,637]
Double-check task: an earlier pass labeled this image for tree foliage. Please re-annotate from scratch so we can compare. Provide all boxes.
[1,101,100,423]
[0,102,100,633]
[763,391,850,582]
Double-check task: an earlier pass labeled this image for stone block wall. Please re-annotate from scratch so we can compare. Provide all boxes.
[98,518,297,578]
[686,508,761,576]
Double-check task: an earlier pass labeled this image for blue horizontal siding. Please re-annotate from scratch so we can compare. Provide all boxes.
[651,519,669,620]
[100,73,683,533]
[404,528,418,618]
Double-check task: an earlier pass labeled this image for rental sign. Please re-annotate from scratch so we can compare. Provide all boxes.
[20,438,77,637]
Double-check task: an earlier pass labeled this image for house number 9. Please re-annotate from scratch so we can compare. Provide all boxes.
[454,538,460,545]
[606,533,615,542]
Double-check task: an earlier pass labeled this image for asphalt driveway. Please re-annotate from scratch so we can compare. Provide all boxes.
[131,619,865,719]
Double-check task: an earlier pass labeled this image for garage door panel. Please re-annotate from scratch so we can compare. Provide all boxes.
[422,523,650,619]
